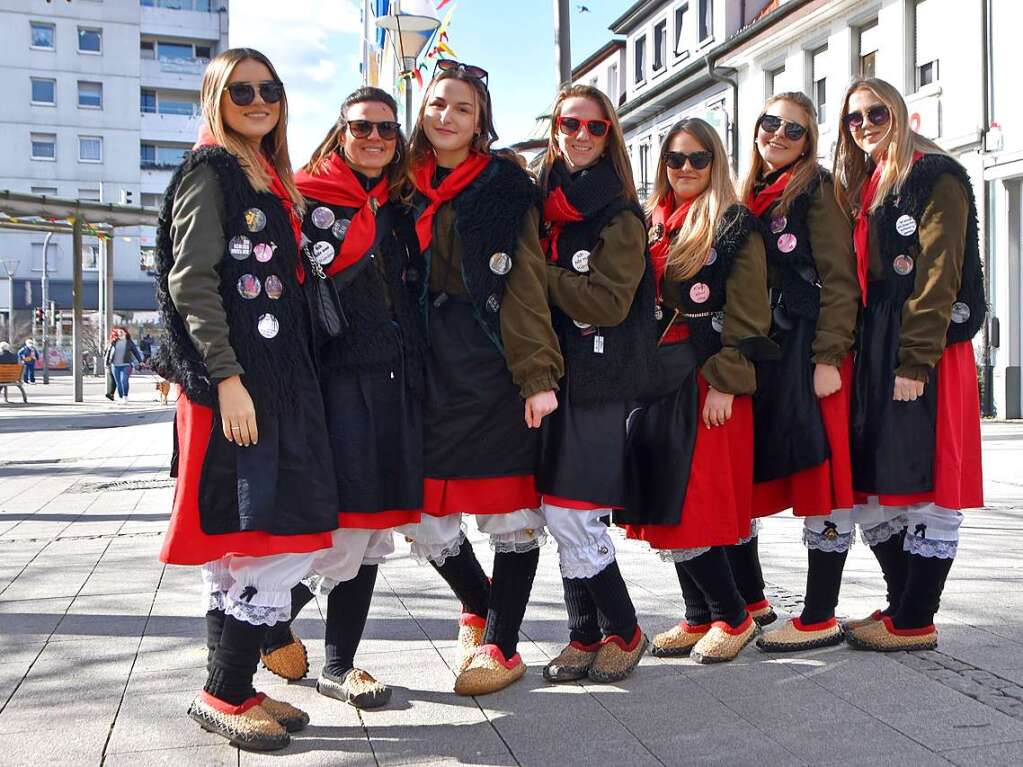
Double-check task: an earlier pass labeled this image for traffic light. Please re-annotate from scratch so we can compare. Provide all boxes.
[34,307,44,324]
[120,189,134,206]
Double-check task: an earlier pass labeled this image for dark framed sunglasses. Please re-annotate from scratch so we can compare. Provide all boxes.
[556,115,611,138]
[758,114,807,141]
[435,58,489,84]
[665,150,713,170]
[346,119,401,141]
[843,105,891,131]
[224,80,283,107]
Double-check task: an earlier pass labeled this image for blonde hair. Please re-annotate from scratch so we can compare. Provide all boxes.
[647,118,738,281]
[833,77,949,215]
[539,84,639,206]
[200,48,303,211]
[739,91,820,216]
[409,69,498,168]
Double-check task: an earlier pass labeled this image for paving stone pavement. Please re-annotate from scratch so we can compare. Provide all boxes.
[3,377,1023,766]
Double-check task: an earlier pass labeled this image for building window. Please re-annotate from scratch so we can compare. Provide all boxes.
[195,44,212,60]
[82,244,99,271]
[31,133,56,161]
[698,0,713,42]
[635,36,647,83]
[31,77,56,105]
[811,46,828,124]
[78,188,101,202]
[653,19,667,72]
[858,20,879,79]
[141,88,157,113]
[78,27,102,54]
[141,40,155,59]
[31,242,59,272]
[674,4,689,56]
[141,143,156,165]
[914,0,940,89]
[766,65,785,98]
[141,193,162,208]
[31,186,58,196]
[79,136,103,163]
[142,0,214,9]
[141,142,189,168]
[78,81,103,109]
[158,41,194,60]
[638,144,651,198]
[30,22,55,50]
[607,62,619,106]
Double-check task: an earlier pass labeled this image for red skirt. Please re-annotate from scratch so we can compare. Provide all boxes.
[753,355,855,517]
[338,510,421,529]
[623,375,753,550]
[160,397,333,566]
[853,341,983,509]
[422,475,540,518]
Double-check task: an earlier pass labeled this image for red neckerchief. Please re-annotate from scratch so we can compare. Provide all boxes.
[412,152,492,252]
[853,152,923,305]
[747,170,793,217]
[541,187,584,263]
[649,195,694,302]
[194,122,304,283]
[294,152,389,277]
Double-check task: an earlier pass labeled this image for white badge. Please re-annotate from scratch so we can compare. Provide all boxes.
[332,218,351,241]
[777,233,798,253]
[950,302,971,324]
[895,214,917,237]
[257,313,279,339]
[893,254,914,276]
[237,274,261,300]
[489,252,512,275]
[228,235,252,260]
[711,311,725,333]
[311,206,335,230]
[571,249,591,273]
[313,240,335,266]
[573,319,592,330]
[593,334,604,354]
[770,216,787,234]
[253,242,276,263]
[705,247,718,266]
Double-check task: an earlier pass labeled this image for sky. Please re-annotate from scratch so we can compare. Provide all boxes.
[232,0,624,163]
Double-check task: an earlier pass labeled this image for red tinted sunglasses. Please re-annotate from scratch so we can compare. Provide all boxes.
[556,115,611,138]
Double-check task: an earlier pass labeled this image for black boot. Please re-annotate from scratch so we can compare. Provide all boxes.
[868,526,909,615]
[562,576,603,646]
[205,608,226,674]
[679,547,747,628]
[585,560,638,641]
[483,548,540,659]
[725,535,767,607]
[204,615,268,705]
[261,583,315,653]
[673,561,711,627]
[800,548,849,625]
[431,538,491,619]
[891,553,954,630]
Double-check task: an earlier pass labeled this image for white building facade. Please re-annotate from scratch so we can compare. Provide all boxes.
[0,0,228,321]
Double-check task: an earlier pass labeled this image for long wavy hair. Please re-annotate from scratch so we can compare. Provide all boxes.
[739,91,820,216]
[833,77,949,215]
[647,118,737,281]
[199,48,302,211]
[538,84,638,206]
[302,87,413,204]
[409,68,498,168]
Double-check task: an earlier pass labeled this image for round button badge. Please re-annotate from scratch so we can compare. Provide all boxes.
[893,254,915,276]
[777,233,798,253]
[264,275,283,300]
[332,218,351,241]
[489,252,512,275]
[486,294,501,313]
[689,282,710,304]
[311,206,335,230]
[253,242,276,263]
[257,313,279,339]
[705,247,718,266]
[573,320,592,330]
[654,305,664,321]
[571,250,591,273]
[711,311,725,333]
[770,216,787,234]
[950,301,971,324]
[313,240,335,266]
[648,223,665,243]
[237,274,261,300]
[244,208,267,233]
[228,236,252,260]
[895,214,917,237]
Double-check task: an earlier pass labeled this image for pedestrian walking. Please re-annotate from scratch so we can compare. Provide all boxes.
[17,339,38,383]
[403,60,564,696]
[258,86,425,711]
[832,78,985,652]
[154,48,339,751]
[104,326,143,402]
[535,84,655,684]
[619,118,774,664]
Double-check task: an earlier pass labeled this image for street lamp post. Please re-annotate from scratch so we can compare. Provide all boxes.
[41,230,53,384]
[376,4,440,131]
[554,0,572,90]
[1,260,17,347]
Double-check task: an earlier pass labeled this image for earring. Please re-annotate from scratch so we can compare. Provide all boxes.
[392,148,402,164]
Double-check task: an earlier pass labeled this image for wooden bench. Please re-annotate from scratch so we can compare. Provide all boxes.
[0,363,26,403]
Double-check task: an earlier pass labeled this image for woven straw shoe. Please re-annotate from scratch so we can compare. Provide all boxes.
[756,617,844,653]
[455,613,486,674]
[690,615,758,664]
[187,692,289,751]
[317,668,392,709]
[846,615,938,652]
[543,641,599,683]
[260,627,309,681]
[588,628,648,683]
[842,609,884,632]
[454,644,526,696]
[650,621,711,657]
[254,693,309,732]
[747,599,777,627]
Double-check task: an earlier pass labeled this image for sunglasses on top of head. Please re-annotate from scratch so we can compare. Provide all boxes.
[345,119,401,141]
[556,115,611,138]
[224,80,284,107]
[665,150,713,171]
[843,105,891,131]
[435,58,489,84]
[758,114,808,141]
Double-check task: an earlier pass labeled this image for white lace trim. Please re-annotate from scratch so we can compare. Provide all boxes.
[303,573,338,598]
[656,546,711,563]
[860,514,908,547]
[491,529,548,554]
[222,598,290,627]
[905,535,957,559]
[205,590,227,614]
[737,518,761,545]
[803,528,853,553]
[557,538,616,580]
[412,529,466,566]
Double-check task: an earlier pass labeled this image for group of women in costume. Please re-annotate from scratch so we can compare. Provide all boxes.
[155,47,985,751]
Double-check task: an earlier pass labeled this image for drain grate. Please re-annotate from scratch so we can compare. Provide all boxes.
[71,478,175,493]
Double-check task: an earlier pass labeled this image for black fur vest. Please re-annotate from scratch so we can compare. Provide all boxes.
[154,147,310,413]
[869,154,985,343]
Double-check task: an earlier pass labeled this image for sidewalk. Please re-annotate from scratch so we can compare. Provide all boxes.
[2,383,1023,766]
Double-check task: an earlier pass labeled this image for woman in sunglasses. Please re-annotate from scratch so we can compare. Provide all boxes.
[405,62,563,695]
[156,49,339,750]
[731,92,859,653]
[619,118,773,664]
[256,87,424,711]
[535,84,654,684]
[833,78,984,652]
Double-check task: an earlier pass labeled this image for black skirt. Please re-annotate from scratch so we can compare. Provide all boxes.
[851,283,938,495]
[423,297,538,479]
[753,309,830,483]
[321,354,423,514]
[537,372,627,508]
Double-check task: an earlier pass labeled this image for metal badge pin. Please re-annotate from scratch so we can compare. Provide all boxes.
[486,294,501,313]
[237,274,261,299]
[689,282,710,304]
[711,311,725,333]
[777,233,798,253]
[244,208,267,233]
[593,334,605,354]
[370,198,380,215]
[332,218,351,241]
[311,206,336,230]
[892,254,915,276]
[571,249,591,273]
[648,223,664,243]
[313,240,335,266]
[489,252,512,275]
[257,313,279,339]
[895,214,917,237]
[253,242,276,263]
[264,275,283,300]
[770,216,787,234]
[654,305,664,321]
[950,302,971,324]
[705,247,718,266]
[228,235,252,260]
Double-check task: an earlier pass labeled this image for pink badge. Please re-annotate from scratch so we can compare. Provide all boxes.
[689,282,710,303]
[777,233,797,253]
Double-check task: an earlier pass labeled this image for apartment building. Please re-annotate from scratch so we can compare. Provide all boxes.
[0,0,228,320]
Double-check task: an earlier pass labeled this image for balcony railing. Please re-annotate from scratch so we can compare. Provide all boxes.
[140,0,218,11]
